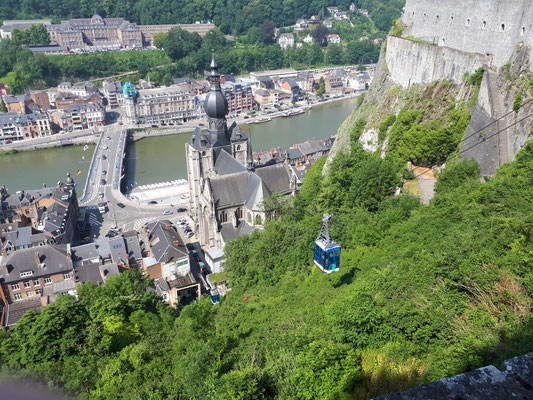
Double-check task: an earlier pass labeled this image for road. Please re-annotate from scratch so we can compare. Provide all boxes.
[79,123,194,239]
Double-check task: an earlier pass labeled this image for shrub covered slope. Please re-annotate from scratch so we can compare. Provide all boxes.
[1,129,533,398]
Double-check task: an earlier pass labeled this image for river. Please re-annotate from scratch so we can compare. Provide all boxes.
[0,97,358,192]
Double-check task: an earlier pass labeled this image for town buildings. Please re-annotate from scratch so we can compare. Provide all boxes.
[186,55,296,250]
[0,112,51,141]
[221,82,254,114]
[124,84,196,125]
[102,78,124,108]
[326,33,341,44]
[138,23,216,44]
[49,103,105,131]
[0,19,51,39]
[48,15,143,49]
[278,33,295,49]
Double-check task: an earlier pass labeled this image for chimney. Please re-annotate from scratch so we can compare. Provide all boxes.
[35,251,41,265]
[173,241,180,247]
[66,243,71,260]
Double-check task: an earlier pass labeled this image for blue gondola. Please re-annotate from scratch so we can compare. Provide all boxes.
[314,213,341,273]
[210,289,220,304]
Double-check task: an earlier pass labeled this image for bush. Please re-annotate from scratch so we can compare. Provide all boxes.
[434,158,480,194]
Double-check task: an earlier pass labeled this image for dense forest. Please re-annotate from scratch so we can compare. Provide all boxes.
[1,96,533,397]
[0,0,404,34]
[0,0,402,93]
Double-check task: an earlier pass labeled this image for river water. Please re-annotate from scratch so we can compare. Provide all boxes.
[0,97,357,192]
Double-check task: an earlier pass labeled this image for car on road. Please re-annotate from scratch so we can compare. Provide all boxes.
[117,203,125,208]
[98,192,104,198]
[102,145,108,150]
[163,210,173,215]
[102,155,107,160]
[177,207,187,213]
[100,179,106,185]
[185,231,194,238]
[178,218,187,224]
[151,124,158,128]
[102,170,107,175]
[148,200,158,205]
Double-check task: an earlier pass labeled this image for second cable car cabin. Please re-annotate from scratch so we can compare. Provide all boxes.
[314,214,341,273]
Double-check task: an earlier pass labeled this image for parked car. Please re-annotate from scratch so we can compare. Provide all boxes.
[102,170,107,175]
[117,203,125,208]
[178,218,187,224]
[177,207,187,213]
[102,155,107,160]
[148,200,158,204]
[102,145,108,150]
[98,192,104,198]
[100,179,106,185]
[185,231,194,238]
[163,210,173,215]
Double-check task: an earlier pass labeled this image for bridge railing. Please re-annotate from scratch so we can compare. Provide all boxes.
[112,129,127,191]
[79,132,104,203]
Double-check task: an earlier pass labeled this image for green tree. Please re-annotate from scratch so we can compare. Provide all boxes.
[152,32,167,49]
[312,24,328,45]
[163,27,202,61]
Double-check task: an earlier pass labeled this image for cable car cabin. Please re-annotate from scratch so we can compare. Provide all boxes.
[314,213,341,273]
[210,289,220,304]
[314,241,341,273]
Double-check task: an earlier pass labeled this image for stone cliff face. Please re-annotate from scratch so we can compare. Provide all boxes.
[327,0,533,176]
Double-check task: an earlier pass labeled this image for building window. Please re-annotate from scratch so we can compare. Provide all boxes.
[63,272,71,280]
[482,21,487,29]
[11,283,20,291]
[521,27,526,36]
[35,288,43,296]
[466,18,471,27]
[44,277,52,284]
[14,293,23,301]
[220,210,227,223]
[500,23,505,32]
[26,290,33,297]
[23,281,31,288]
[20,270,33,278]
[33,280,40,287]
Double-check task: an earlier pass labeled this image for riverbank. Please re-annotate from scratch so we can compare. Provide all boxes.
[129,93,361,142]
[0,129,100,153]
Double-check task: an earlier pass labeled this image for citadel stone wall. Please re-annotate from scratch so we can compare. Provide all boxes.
[386,36,487,87]
[402,0,533,68]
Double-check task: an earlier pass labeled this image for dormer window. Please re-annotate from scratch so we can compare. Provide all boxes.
[20,270,33,278]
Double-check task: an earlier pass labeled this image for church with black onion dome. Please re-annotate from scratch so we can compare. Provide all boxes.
[186,53,297,250]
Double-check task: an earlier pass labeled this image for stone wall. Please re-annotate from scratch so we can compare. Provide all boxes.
[402,0,533,68]
[386,36,488,87]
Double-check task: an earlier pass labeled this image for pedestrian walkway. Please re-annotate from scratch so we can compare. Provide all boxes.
[412,166,437,205]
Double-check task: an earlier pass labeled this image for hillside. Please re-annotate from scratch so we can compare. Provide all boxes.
[2,1,533,399]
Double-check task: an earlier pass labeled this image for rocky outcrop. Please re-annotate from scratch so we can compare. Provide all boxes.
[375,353,533,400]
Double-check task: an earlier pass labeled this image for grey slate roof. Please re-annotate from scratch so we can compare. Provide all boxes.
[5,297,44,327]
[15,226,32,248]
[0,244,73,283]
[297,142,315,156]
[146,220,188,264]
[124,231,143,261]
[99,263,119,281]
[209,171,250,207]
[288,147,304,160]
[74,262,104,285]
[214,149,247,176]
[108,237,128,265]
[220,221,254,242]
[254,163,293,195]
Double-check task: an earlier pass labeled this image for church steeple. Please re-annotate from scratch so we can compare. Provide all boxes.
[203,51,229,144]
